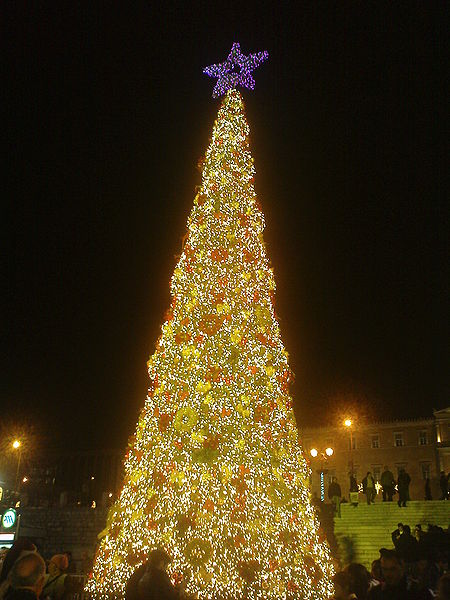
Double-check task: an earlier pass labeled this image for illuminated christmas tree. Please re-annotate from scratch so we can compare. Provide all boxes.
[87,43,334,599]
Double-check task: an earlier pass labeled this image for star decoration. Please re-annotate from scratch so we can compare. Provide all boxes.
[203,42,269,98]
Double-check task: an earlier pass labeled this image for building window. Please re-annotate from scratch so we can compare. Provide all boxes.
[420,463,431,480]
[419,431,428,446]
[394,432,404,447]
[371,435,380,449]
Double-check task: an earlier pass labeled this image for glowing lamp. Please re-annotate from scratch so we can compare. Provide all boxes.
[12,440,21,449]
[310,448,318,458]
[325,447,334,457]
[344,419,352,428]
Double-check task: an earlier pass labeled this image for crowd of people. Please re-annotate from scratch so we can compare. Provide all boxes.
[0,526,448,600]
[331,523,450,599]
[0,542,84,600]
[328,467,450,516]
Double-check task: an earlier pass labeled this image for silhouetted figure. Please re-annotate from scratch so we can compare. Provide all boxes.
[126,549,180,600]
[381,467,395,502]
[362,472,376,505]
[368,549,433,599]
[346,563,371,599]
[329,477,342,517]
[7,553,46,600]
[392,523,404,550]
[397,469,411,507]
[396,525,419,564]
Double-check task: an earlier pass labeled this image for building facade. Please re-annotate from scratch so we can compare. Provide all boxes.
[299,407,450,502]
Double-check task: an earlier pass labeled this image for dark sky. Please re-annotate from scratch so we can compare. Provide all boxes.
[3,2,449,451]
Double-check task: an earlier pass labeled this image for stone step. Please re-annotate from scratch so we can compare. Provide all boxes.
[333,501,450,568]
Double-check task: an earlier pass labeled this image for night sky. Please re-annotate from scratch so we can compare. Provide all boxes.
[4,3,449,451]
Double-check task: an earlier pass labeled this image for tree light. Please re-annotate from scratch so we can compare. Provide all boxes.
[310,448,319,458]
[12,440,21,449]
[86,88,334,600]
[22,476,28,483]
[325,447,334,457]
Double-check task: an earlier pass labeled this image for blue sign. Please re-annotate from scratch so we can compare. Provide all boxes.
[2,509,16,529]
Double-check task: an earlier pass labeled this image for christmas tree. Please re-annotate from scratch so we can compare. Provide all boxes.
[87,44,334,599]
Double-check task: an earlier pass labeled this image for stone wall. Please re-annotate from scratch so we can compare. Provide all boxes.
[18,507,107,574]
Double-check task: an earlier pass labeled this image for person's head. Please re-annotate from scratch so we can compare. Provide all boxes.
[371,559,382,581]
[332,571,351,599]
[367,472,371,476]
[346,563,370,599]
[148,549,171,571]
[9,552,46,596]
[403,525,411,536]
[397,523,403,533]
[48,554,69,576]
[441,471,445,476]
[0,539,36,583]
[64,551,72,561]
[380,549,405,586]
[437,573,450,600]
[384,466,389,471]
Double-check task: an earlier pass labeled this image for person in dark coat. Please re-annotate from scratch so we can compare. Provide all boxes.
[397,469,411,507]
[396,525,419,564]
[368,549,433,599]
[362,472,376,505]
[380,467,396,502]
[328,477,342,517]
[6,552,46,600]
[126,549,180,600]
[439,471,448,500]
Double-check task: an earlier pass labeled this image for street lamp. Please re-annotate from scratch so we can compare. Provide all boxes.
[310,447,335,501]
[344,418,354,473]
[12,440,22,494]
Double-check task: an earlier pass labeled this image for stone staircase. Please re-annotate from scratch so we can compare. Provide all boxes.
[334,500,450,568]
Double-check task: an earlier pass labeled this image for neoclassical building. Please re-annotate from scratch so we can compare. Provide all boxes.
[299,407,450,502]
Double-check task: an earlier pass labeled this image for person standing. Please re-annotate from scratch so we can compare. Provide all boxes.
[349,473,359,506]
[439,471,448,500]
[362,472,376,505]
[328,477,342,518]
[380,466,395,502]
[7,553,46,600]
[397,468,411,507]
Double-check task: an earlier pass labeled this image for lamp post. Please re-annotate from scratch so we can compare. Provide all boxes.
[344,418,354,474]
[310,447,334,501]
[12,440,22,494]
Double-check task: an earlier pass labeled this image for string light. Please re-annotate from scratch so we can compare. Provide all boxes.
[87,89,333,599]
[203,42,269,98]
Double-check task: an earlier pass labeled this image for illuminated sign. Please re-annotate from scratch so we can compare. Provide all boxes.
[2,509,16,529]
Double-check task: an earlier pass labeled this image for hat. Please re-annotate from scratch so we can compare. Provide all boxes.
[50,554,69,571]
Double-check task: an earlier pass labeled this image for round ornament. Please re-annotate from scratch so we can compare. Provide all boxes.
[185,538,212,567]
[174,407,198,432]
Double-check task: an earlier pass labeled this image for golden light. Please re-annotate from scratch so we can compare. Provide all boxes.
[12,440,21,450]
[344,418,352,428]
[22,476,28,483]
[325,447,334,457]
[86,88,335,600]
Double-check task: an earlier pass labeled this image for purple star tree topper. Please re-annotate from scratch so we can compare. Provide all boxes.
[203,42,269,98]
